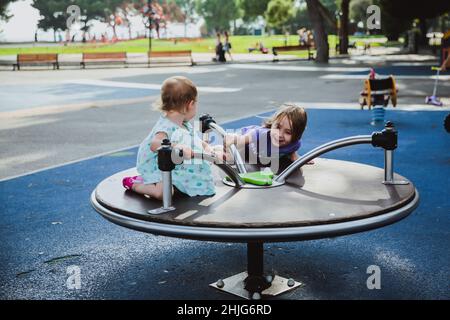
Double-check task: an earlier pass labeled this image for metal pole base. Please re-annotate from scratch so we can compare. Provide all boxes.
[148,206,176,215]
[210,272,302,300]
[210,242,302,299]
[382,180,410,185]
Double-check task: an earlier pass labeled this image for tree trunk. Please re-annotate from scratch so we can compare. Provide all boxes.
[418,18,427,47]
[339,0,350,54]
[112,24,117,38]
[306,0,329,63]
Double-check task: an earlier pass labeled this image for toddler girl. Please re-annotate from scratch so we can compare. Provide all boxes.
[123,76,223,199]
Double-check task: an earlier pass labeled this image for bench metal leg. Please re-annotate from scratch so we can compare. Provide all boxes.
[210,242,302,299]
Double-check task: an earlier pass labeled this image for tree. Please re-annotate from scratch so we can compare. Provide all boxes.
[32,0,111,42]
[306,0,329,63]
[32,0,68,42]
[103,0,127,39]
[349,0,371,26]
[265,0,295,30]
[0,0,16,21]
[316,0,337,32]
[120,2,141,39]
[285,5,311,33]
[378,0,450,42]
[195,0,240,33]
[338,0,350,54]
[240,0,270,22]
[170,0,196,37]
[164,0,185,23]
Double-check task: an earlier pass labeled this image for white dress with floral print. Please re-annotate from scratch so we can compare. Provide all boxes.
[136,115,215,197]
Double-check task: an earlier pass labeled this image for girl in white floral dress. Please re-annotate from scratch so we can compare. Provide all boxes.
[122,76,225,199]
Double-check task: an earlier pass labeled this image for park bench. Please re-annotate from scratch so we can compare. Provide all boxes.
[272,45,315,61]
[80,52,127,68]
[13,53,59,71]
[148,50,194,67]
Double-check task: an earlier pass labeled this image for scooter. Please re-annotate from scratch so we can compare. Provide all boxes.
[425,66,443,106]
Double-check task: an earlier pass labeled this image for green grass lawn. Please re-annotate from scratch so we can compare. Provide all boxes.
[0,34,387,56]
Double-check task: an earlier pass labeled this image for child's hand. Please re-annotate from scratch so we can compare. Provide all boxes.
[224,134,240,148]
[175,144,194,159]
[213,149,233,163]
[209,145,232,162]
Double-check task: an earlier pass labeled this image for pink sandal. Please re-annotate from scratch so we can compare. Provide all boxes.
[122,176,143,190]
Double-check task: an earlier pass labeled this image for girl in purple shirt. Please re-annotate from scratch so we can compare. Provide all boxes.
[225,104,308,174]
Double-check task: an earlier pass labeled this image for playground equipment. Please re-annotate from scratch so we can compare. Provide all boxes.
[91,117,418,300]
[425,67,444,106]
[359,71,398,125]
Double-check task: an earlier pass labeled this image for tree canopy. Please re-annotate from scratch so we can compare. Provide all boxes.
[265,0,295,29]
[195,0,240,33]
[0,0,16,21]
[239,0,270,22]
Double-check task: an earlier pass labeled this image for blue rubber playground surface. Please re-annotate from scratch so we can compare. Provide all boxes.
[1,108,449,299]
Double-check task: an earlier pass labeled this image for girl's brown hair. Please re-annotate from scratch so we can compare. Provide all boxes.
[264,104,307,142]
[153,76,197,112]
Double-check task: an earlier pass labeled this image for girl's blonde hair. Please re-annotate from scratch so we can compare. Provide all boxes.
[264,103,307,142]
[153,76,197,112]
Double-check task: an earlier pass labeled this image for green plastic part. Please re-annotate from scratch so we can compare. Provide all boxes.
[226,170,274,186]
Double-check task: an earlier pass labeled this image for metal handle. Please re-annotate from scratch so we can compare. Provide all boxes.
[193,152,244,187]
[275,135,372,183]
[208,122,247,174]
[276,122,409,186]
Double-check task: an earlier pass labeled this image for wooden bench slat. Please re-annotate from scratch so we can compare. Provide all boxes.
[147,50,193,66]
[18,54,58,62]
[149,50,192,58]
[273,45,312,52]
[272,45,315,61]
[80,52,128,68]
[82,52,127,60]
[15,53,59,70]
